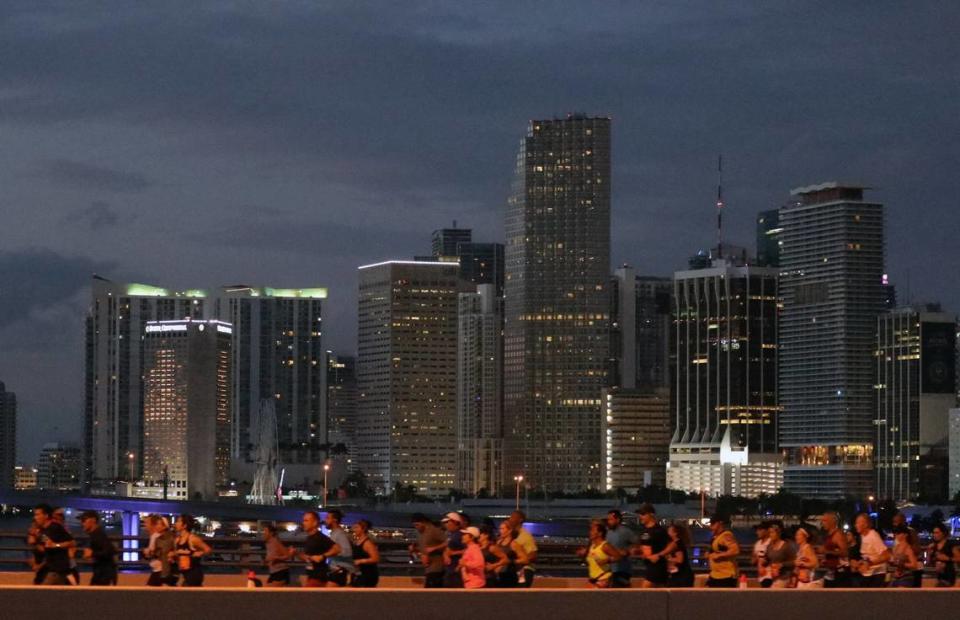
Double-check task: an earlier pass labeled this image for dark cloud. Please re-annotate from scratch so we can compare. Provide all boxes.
[34,159,152,193]
[64,200,122,230]
[0,249,113,327]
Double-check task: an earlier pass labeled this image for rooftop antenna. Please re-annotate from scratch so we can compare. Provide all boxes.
[716,154,724,260]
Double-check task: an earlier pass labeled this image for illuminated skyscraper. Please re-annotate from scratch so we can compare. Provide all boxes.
[215,286,327,467]
[84,277,207,487]
[0,382,15,489]
[756,209,783,268]
[779,183,885,499]
[609,266,671,391]
[356,261,464,496]
[666,254,781,497]
[876,306,956,502]
[326,351,358,468]
[504,114,611,492]
[457,284,504,496]
[141,319,232,500]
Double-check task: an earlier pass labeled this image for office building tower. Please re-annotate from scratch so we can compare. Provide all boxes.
[666,253,781,498]
[13,465,38,490]
[756,209,783,268]
[457,284,504,496]
[215,286,327,467]
[882,274,897,310]
[326,352,358,466]
[432,227,473,259]
[38,442,82,491]
[0,382,15,489]
[779,183,885,499]
[876,306,956,502]
[356,261,463,496]
[602,387,670,490]
[84,277,208,487]
[949,409,960,500]
[457,242,505,297]
[504,114,611,493]
[141,319,232,500]
[609,267,671,391]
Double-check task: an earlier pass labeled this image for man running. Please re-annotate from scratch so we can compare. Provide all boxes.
[852,513,888,588]
[410,513,446,588]
[634,504,670,588]
[819,512,849,588]
[34,504,75,585]
[80,511,117,586]
[298,510,340,587]
[604,510,636,588]
[507,510,538,587]
[441,512,466,587]
[753,521,772,587]
[704,513,740,588]
[324,510,356,587]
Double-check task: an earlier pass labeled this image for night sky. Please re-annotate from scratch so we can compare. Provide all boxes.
[2,2,958,462]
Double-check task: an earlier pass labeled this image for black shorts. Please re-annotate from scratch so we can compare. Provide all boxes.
[90,566,118,586]
[707,576,738,588]
[424,572,444,588]
[268,569,290,585]
[180,567,204,587]
[328,568,349,587]
[610,572,631,588]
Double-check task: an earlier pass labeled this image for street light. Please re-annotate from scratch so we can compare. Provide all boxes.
[513,475,524,511]
[323,462,331,507]
[127,452,135,482]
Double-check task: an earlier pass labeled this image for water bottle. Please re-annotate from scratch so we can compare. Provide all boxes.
[738,573,749,589]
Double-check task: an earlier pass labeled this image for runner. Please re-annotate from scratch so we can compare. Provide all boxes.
[144,515,175,586]
[441,512,466,587]
[410,513,446,588]
[34,503,75,585]
[325,510,356,587]
[604,509,636,588]
[852,513,889,588]
[350,519,380,588]
[26,515,47,585]
[79,511,117,586]
[298,510,339,588]
[507,510,538,587]
[634,503,669,588]
[171,514,211,587]
[665,522,694,587]
[495,521,529,588]
[52,508,80,585]
[888,525,920,588]
[892,511,923,587]
[763,522,796,588]
[794,527,819,588]
[577,519,622,588]
[927,522,956,587]
[262,523,294,587]
[753,521,772,587]
[704,513,739,588]
[477,525,508,588]
[459,526,486,589]
[819,511,850,588]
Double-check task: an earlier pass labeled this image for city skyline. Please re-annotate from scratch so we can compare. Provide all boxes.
[2,3,959,465]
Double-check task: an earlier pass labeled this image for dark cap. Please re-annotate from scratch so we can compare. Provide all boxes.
[79,510,99,522]
[708,513,728,524]
[636,503,656,516]
[411,512,430,524]
[754,521,770,530]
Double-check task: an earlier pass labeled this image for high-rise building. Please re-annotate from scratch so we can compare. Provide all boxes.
[457,284,504,496]
[432,228,473,259]
[876,306,956,502]
[949,409,960,500]
[215,286,327,467]
[602,387,670,490]
[666,253,781,498]
[13,465,38,490]
[457,242,505,297]
[356,261,463,496]
[609,267,671,391]
[84,277,208,487]
[756,209,783,268]
[326,352,358,466]
[779,183,885,499]
[38,442,82,491]
[0,382,15,489]
[141,319,232,500]
[504,114,611,492]
[882,274,897,310]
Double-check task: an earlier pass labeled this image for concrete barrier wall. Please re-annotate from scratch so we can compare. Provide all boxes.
[1,587,959,620]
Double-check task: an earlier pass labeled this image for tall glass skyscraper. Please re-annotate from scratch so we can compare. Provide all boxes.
[0,382,15,489]
[504,114,611,492]
[779,183,885,499]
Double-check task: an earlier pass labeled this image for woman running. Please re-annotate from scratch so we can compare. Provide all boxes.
[794,527,819,588]
[478,525,508,588]
[263,524,294,587]
[496,521,529,588]
[665,522,694,587]
[170,514,211,587]
[927,523,956,587]
[762,522,796,588]
[578,520,623,588]
[350,519,380,588]
[889,526,921,588]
